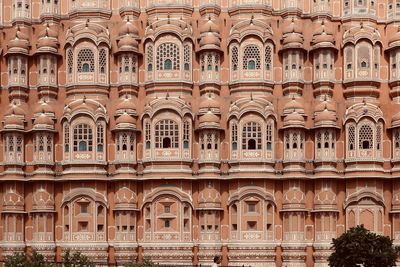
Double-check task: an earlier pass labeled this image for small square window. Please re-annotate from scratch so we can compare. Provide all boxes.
[248,203,256,212]
[164,220,170,228]
[80,203,89,214]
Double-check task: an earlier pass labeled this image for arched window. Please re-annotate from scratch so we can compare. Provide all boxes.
[155,120,179,149]
[64,124,70,152]
[265,45,272,71]
[183,120,190,149]
[345,47,353,71]
[77,49,95,73]
[359,124,373,149]
[97,123,104,152]
[357,45,370,69]
[348,124,355,151]
[184,44,191,71]
[99,48,107,74]
[231,46,238,71]
[67,49,73,74]
[147,44,154,72]
[231,123,238,150]
[73,124,93,152]
[156,43,180,70]
[145,121,151,149]
[266,123,272,150]
[242,122,262,150]
[243,45,261,70]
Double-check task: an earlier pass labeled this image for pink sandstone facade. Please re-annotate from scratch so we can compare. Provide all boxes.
[2,0,400,266]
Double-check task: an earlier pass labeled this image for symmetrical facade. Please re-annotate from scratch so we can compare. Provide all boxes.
[1,0,400,266]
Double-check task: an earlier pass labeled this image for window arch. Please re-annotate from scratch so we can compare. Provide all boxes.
[346,119,383,160]
[155,119,179,149]
[77,48,95,73]
[156,43,180,71]
[230,116,275,161]
[73,124,93,152]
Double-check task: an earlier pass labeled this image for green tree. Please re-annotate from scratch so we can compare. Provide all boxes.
[329,225,400,267]
[63,249,95,267]
[4,252,29,267]
[4,251,51,267]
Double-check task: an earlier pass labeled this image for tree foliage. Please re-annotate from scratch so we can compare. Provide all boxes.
[329,225,400,267]
[63,249,95,267]
[4,251,51,267]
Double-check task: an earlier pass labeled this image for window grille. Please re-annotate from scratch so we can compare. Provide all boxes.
[73,124,93,152]
[156,43,180,70]
[155,119,179,149]
[77,48,95,73]
[243,45,261,70]
[242,122,262,150]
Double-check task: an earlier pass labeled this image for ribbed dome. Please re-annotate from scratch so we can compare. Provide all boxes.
[37,36,59,51]
[114,112,137,131]
[33,101,55,115]
[5,104,26,117]
[199,94,220,114]
[283,17,303,35]
[315,100,336,113]
[199,110,220,129]
[199,32,221,48]
[284,98,304,114]
[199,111,219,124]
[38,25,58,39]
[118,35,139,51]
[33,113,54,130]
[8,27,29,52]
[282,18,304,48]
[119,18,139,37]
[314,109,336,126]
[282,32,304,46]
[116,112,136,125]
[200,18,219,35]
[283,111,305,128]
[117,18,139,54]
[4,114,24,130]
[116,96,136,112]
[312,21,335,49]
